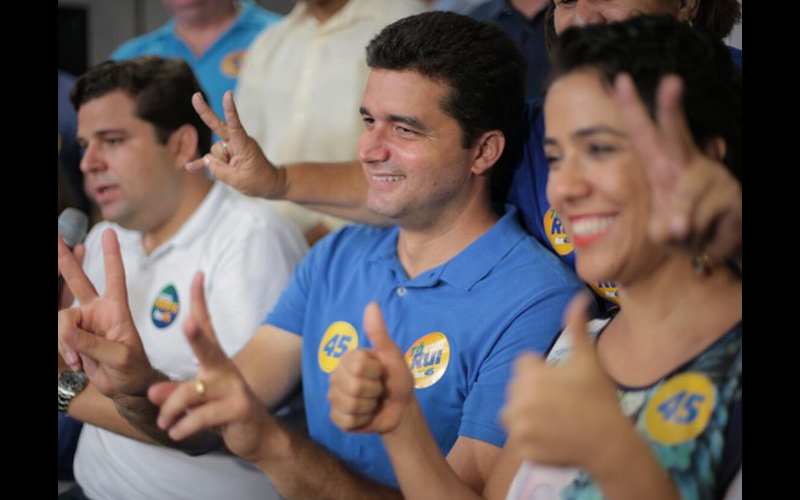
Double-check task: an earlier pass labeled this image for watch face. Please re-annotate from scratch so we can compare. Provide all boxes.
[58,370,88,413]
[59,370,88,394]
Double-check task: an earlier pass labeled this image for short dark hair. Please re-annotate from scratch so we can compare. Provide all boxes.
[693,0,742,40]
[365,11,527,212]
[70,56,211,158]
[549,14,741,181]
[544,0,742,54]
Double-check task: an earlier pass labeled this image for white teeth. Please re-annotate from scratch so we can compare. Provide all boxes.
[372,175,404,182]
[572,216,615,236]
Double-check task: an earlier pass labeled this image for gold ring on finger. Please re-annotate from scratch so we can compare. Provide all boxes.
[194,379,207,398]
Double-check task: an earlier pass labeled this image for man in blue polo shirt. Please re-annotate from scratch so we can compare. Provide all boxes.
[112,0,281,120]
[58,12,582,500]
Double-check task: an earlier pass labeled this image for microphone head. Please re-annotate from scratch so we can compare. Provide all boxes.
[58,208,89,248]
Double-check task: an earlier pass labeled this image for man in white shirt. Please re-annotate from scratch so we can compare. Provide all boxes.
[235,0,427,244]
[57,56,307,500]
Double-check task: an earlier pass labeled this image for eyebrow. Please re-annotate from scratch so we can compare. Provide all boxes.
[360,106,430,132]
[572,125,626,139]
[544,125,626,146]
[76,128,128,146]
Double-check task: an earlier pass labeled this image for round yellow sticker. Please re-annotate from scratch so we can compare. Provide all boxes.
[544,208,574,256]
[318,321,359,373]
[590,281,620,304]
[644,372,717,445]
[220,50,246,77]
[404,332,450,389]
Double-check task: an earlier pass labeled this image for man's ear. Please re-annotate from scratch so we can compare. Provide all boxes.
[167,124,199,169]
[676,0,700,24]
[471,130,505,176]
[703,136,727,163]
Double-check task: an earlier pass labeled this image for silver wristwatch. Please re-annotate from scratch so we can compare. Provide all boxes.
[58,370,88,412]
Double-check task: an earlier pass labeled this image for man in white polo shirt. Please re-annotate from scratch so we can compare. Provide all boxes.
[57,56,307,500]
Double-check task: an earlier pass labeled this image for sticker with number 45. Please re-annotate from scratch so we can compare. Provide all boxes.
[644,372,717,445]
[318,321,360,373]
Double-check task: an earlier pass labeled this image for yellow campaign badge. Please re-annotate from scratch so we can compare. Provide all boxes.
[590,281,620,304]
[318,321,359,373]
[643,372,717,445]
[404,332,450,389]
[544,208,574,256]
[220,50,246,77]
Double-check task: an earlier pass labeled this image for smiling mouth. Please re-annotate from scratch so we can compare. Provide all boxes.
[570,215,616,246]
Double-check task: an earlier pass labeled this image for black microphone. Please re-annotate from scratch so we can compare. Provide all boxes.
[58,208,89,308]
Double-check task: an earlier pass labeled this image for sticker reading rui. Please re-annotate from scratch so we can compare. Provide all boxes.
[318,321,359,373]
[544,208,574,256]
[404,332,450,389]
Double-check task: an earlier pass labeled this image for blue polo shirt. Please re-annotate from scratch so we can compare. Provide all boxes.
[266,206,583,487]
[112,0,281,120]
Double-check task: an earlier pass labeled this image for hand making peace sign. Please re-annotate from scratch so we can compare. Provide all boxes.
[149,272,276,463]
[57,229,159,398]
[614,73,741,263]
[187,90,288,200]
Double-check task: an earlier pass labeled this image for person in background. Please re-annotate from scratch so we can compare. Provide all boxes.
[469,0,551,98]
[541,0,742,69]
[112,0,282,120]
[423,0,487,15]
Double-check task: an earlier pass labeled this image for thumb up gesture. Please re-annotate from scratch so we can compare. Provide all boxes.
[501,294,629,471]
[328,302,415,434]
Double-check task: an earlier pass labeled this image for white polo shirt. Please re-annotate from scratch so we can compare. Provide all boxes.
[74,182,307,500]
